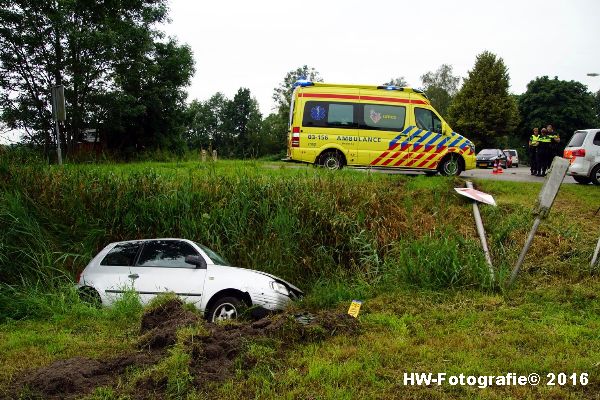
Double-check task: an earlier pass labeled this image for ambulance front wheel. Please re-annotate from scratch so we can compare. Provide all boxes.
[438,154,464,176]
[318,150,345,170]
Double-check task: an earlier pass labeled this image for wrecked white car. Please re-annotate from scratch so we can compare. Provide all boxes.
[76,238,303,321]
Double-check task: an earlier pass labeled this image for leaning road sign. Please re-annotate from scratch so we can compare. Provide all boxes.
[508,157,570,287]
[454,187,497,206]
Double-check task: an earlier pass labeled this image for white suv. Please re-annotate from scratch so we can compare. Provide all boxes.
[564,129,600,185]
[76,239,303,321]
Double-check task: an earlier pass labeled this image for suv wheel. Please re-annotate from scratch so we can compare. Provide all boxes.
[591,165,600,185]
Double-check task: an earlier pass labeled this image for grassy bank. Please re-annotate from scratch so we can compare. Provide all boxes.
[0,157,599,398]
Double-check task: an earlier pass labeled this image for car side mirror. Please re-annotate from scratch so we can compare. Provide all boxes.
[185,255,207,269]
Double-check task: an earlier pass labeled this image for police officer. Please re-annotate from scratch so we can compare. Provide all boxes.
[528,127,540,175]
[547,124,561,157]
[536,128,552,176]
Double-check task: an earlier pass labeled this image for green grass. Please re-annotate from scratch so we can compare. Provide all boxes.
[0,156,599,399]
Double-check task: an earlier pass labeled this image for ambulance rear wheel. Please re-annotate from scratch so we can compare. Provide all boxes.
[438,154,463,176]
[318,151,344,170]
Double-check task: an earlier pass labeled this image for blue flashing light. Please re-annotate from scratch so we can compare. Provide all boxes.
[386,86,396,90]
[293,79,314,88]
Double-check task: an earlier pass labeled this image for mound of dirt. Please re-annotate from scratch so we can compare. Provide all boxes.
[138,298,201,349]
[15,300,360,399]
[19,352,161,399]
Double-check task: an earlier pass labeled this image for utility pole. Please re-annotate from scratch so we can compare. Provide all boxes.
[51,85,66,164]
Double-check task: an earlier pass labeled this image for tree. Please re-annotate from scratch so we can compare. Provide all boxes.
[224,88,262,158]
[420,64,460,117]
[272,65,322,115]
[594,89,600,120]
[518,77,598,143]
[447,51,519,148]
[383,77,408,87]
[0,0,193,158]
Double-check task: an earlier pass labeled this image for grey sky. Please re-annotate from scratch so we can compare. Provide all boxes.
[1,0,599,144]
[163,0,600,116]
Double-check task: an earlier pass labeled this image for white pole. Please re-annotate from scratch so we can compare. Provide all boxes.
[591,235,600,268]
[466,181,495,283]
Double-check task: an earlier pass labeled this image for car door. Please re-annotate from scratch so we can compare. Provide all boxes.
[410,106,446,168]
[94,241,143,304]
[358,100,409,167]
[128,239,208,306]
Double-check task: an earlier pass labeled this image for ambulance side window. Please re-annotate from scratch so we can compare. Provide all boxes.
[302,101,357,129]
[360,104,406,132]
[415,107,442,133]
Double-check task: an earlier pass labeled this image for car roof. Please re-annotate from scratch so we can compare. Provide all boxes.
[109,238,193,246]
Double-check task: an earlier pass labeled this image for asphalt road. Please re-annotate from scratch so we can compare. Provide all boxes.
[461,166,579,184]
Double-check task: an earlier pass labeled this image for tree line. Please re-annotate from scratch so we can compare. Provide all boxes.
[1,1,599,159]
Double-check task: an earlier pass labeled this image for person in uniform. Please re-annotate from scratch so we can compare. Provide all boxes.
[528,127,540,175]
[536,128,552,176]
[547,124,561,157]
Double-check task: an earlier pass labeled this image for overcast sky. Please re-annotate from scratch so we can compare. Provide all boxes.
[162,0,600,116]
[1,0,599,144]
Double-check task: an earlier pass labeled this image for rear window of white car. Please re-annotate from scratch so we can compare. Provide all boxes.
[567,131,587,147]
[101,243,141,266]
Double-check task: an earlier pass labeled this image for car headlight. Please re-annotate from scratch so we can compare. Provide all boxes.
[270,281,289,296]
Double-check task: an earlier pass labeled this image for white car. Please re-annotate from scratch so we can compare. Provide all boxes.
[503,149,519,167]
[564,129,600,185]
[76,239,303,321]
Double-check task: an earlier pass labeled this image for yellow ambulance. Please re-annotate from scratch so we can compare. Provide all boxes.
[285,81,475,176]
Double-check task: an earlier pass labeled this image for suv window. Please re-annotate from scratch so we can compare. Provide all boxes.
[414,107,442,133]
[101,242,141,266]
[136,240,199,269]
[361,104,406,131]
[594,132,600,146]
[567,131,587,147]
[302,101,356,129]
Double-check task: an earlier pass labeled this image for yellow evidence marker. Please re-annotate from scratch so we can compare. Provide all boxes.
[347,300,363,318]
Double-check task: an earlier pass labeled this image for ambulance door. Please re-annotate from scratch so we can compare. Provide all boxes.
[411,105,446,169]
[358,100,410,167]
[300,88,359,165]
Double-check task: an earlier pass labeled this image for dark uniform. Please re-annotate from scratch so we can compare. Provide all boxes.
[529,132,539,175]
[548,131,561,157]
[536,132,552,176]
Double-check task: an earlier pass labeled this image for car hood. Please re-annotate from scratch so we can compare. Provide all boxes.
[216,265,304,296]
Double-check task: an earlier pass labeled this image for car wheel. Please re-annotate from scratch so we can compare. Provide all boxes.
[318,151,344,170]
[591,165,600,185]
[514,164,518,168]
[438,154,462,176]
[78,287,101,306]
[208,296,246,322]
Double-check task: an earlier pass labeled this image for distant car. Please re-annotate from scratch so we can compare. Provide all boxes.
[564,129,600,185]
[476,149,508,168]
[503,149,519,167]
[76,239,303,321]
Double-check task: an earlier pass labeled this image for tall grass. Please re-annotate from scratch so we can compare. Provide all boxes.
[1,151,596,319]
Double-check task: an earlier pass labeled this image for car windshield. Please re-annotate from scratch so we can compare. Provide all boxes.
[195,243,229,266]
[478,149,498,156]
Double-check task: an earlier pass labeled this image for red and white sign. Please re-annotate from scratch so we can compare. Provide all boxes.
[454,188,497,206]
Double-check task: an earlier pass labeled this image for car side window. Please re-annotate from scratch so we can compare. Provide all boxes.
[414,107,442,133]
[136,240,199,269]
[101,243,141,266]
[593,132,600,146]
